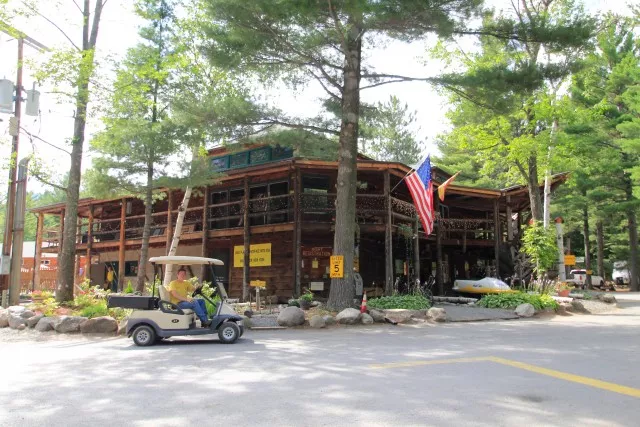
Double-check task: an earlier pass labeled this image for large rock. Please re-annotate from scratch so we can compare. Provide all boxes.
[80,316,118,334]
[515,303,535,318]
[322,315,336,326]
[361,313,374,325]
[336,308,361,325]
[8,314,27,329]
[0,309,8,328]
[427,307,447,322]
[20,310,36,319]
[369,309,385,323]
[571,299,616,314]
[27,314,44,328]
[309,315,326,329]
[276,306,305,327]
[382,309,426,324]
[54,316,88,333]
[35,317,56,332]
[599,294,617,304]
[7,305,25,315]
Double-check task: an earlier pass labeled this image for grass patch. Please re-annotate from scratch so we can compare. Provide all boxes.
[477,292,558,311]
[368,295,431,310]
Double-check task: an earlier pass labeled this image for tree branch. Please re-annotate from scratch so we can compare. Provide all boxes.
[23,127,72,155]
[258,119,339,136]
[31,170,68,193]
[23,1,81,51]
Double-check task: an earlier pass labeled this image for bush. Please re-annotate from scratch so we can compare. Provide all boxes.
[124,281,135,294]
[80,300,109,318]
[288,299,300,307]
[30,297,59,316]
[368,295,431,310]
[477,292,558,311]
[299,290,314,303]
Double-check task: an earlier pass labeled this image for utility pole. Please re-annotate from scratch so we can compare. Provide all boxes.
[0,22,48,307]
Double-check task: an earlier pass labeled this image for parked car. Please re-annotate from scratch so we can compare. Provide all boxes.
[612,261,630,286]
[565,269,606,290]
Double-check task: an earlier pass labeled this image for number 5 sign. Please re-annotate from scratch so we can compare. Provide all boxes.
[330,255,344,278]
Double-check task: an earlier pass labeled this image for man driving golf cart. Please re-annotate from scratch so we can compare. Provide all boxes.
[167,268,211,327]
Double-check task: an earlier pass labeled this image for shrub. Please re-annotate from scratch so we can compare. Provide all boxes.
[368,295,431,310]
[299,290,314,303]
[80,300,109,318]
[477,292,558,311]
[288,299,300,307]
[522,222,558,275]
[123,281,135,294]
[30,297,59,316]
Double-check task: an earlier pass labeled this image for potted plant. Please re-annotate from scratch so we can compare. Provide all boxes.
[298,289,314,310]
[556,282,572,297]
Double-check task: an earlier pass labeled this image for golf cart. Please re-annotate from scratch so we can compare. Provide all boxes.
[107,256,244,346]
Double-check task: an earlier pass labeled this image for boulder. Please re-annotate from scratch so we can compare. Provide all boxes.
[336,308,361,325]
[382,309,426,324]
[427,307,447,322]
[361,313,374,325]
[80,316,118,334]
[276,306,305,327]
[0,309,8,328]
[599,294,617,304]
[322,315,336,326]
[54,316,88,333]
[309,315,326,329]
[35,317,56,332]
[515,303,535,318]
[369,309,385,323]
[117,319,128,336]
[27,314,44,328]
[9,314,27,329]
[7,305,25,315]
[16,324,26,331]
[20,310,36,319]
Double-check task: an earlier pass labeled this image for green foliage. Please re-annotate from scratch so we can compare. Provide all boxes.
[30,298,59,317]
[368,295,431,310]
[287,299,300,308]
[299,290,314,303]
[522,222,559,274]
[80,300,109,319]
[199,281,221,316]
[124,281,135,294]
[477,292,559,310]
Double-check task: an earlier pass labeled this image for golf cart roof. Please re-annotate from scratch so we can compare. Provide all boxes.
[148,256,224,266]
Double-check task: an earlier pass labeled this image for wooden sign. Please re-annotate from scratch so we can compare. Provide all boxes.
[302,246,332,257]
[250,280,266,288]
[564,255,576,266]
[330,255,344,278]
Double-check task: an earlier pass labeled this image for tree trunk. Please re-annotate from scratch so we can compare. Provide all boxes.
[137,164,154,292]
[327,13,362,311]
[596,220,605,280]
[163,187,192,287]
[526,156,543,222]
[623,173,639,291]
[543,146,553,229]
[582,199,592,289]
[55,0,105,303]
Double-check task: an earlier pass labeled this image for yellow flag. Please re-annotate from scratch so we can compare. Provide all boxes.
[438,171,461,201]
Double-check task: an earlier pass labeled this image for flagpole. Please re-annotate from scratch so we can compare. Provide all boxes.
[390,167,415,193]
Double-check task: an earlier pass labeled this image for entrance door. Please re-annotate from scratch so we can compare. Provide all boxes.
[210,249,230,290]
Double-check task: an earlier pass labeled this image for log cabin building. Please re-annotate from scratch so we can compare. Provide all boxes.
[30,143,568,300]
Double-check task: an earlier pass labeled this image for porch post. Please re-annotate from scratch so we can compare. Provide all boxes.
[243,177,250,301]
[58,209,64,256]
[506,195,514,242]
[201,186,210,280]
[292,167,302,297]
[74,216,81,283]
[86,205,93,281]
[435,197,444,295]
[118,198,127,291]
[166,190,173,253]
[413,215,420,285]
[33,213,44,289]
[384,170,393,295]
[494,198,501,278]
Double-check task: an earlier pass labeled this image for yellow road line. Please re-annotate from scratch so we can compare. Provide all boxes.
[369,356,490,370]
[487,356,640,399]
[369,356,640,399]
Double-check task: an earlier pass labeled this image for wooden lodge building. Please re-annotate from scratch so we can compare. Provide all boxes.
[30,143,567,300]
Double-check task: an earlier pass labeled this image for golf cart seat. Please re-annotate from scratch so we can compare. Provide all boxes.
[158,284,193,315]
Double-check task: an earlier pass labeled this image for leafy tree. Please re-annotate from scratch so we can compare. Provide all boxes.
[360,96,422,165]
[522,221,558,275]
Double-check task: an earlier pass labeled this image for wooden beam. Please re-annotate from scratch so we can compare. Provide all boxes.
[506,195,514,242]
[86,205,93,282]
[242,177,250,301]
[201,186,210,281]
[118,198,127,292]
[494,198,500,277]
[166,190,173,254]
[293,167,302,297]
[58,210,64,256]
[384,170,393,296]
[33,213,44,289]
[435,197,444,296]
[414,216,420,285]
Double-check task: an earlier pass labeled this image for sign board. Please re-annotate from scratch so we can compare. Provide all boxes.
[250,280,266,288]
[310,281,324,291]
[234,243,272,267]
[564,255,576,266]
[354,272,363,296]
[330,255,344,278]
[302,246,332,257]
[575,256,585,263]
[586,270,593,275]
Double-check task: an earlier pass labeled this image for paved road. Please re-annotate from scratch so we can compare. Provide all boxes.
[2,294,640,427]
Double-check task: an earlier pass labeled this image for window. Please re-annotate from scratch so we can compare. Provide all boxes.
[41,260,50,265]
[303,175,330,220]
[125,261,139,276]
[250,146,271,164]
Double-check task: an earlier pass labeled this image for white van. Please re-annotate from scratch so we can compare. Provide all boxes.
[612,261,630,286]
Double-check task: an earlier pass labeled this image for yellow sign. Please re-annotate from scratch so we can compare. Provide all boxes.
[564,255,576,266]
[234,243,272,267]
[250,280,266,288]
[330,255,344,278]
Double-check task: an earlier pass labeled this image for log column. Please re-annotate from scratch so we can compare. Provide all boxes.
[494,198,501,278]
[384,170,393,295]
[201,186,210,281]
[118,198,127,291]
[166,190,173,254]
[33,213,44,290]
[413,215,420,285]
[506,195,514,242]
[86,205,94,282]
[435,197,444,296]
[242,177,250,301]
[292,167,302,297]
[58,209,64,256]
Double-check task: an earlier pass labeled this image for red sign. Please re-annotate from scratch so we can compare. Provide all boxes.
[302,247,332,258]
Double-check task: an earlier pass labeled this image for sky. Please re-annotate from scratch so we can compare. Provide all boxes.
[0,0,633,195]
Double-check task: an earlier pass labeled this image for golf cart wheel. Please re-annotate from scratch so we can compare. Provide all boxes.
[218,322,240,344]
[132,325,156,347]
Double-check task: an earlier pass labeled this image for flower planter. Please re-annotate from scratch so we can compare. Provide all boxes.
[299,300,312,310]
[557,289,571,297]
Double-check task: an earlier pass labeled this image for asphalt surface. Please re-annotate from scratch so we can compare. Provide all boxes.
[2,294,640,427]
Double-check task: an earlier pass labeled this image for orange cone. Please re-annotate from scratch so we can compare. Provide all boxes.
[360,291,368,313]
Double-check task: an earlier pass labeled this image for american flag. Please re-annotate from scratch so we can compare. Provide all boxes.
[406,156,434,236]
